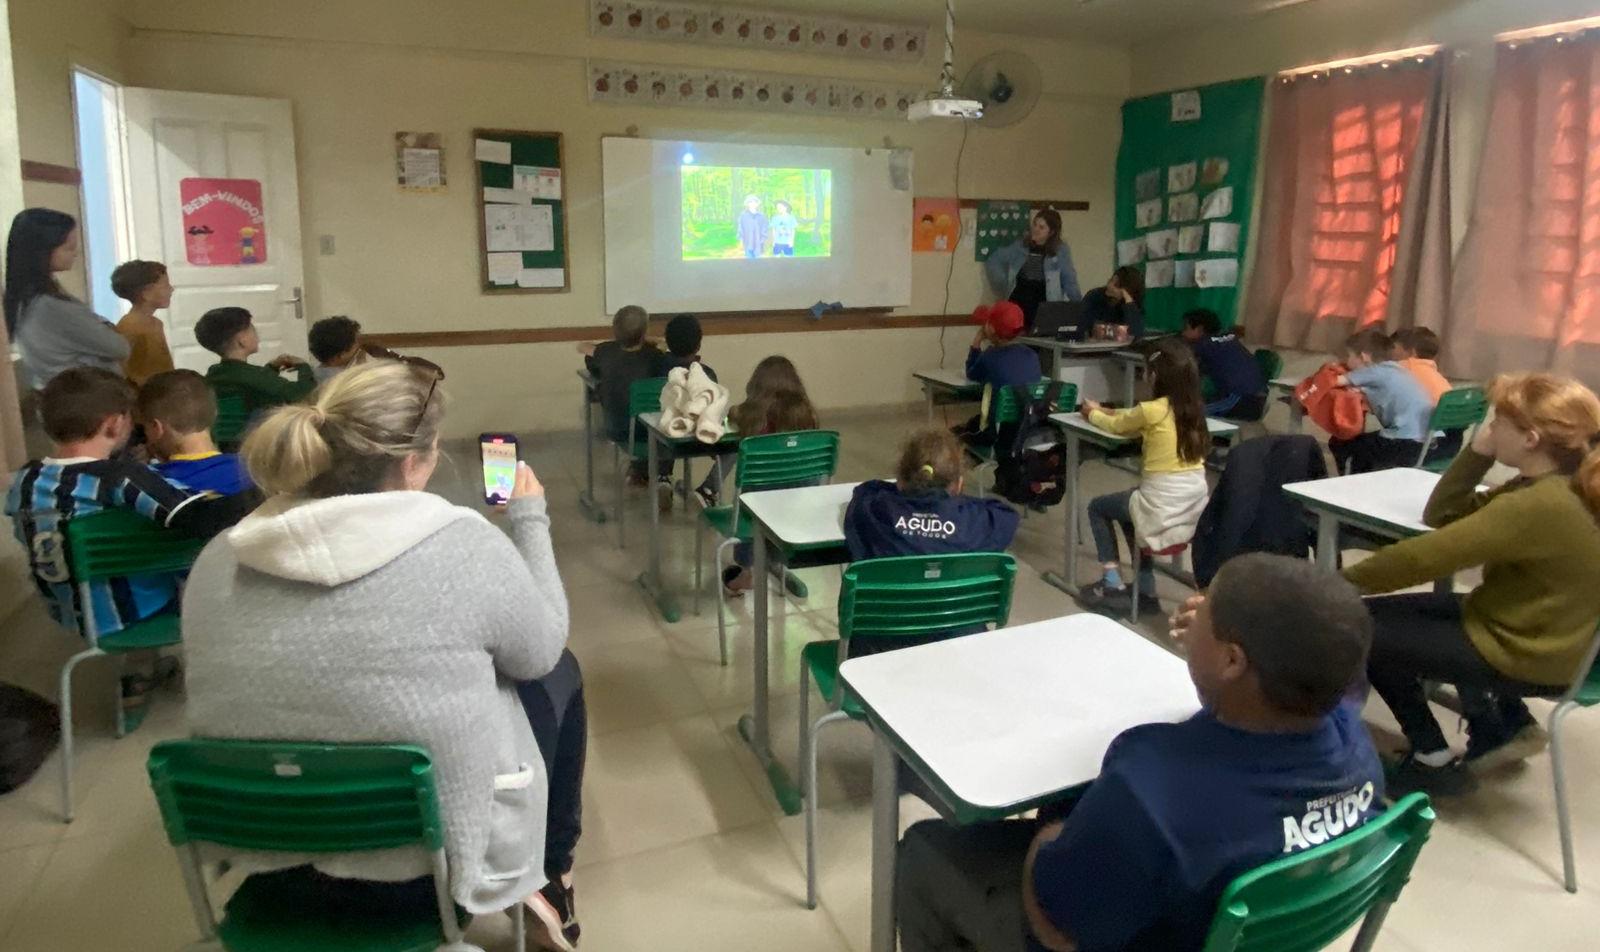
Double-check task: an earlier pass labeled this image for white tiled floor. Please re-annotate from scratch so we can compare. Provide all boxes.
[3,403,1599,950]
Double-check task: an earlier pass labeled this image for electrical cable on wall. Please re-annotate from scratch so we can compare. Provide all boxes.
[937,118,971,367]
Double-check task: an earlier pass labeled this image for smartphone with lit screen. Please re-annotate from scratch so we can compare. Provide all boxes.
[479,433,519,506]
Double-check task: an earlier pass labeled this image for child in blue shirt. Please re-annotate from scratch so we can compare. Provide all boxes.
[895,554,1383,952]
[1181,308,1266,419]
[770,200,798,256]
[138,369,254,495]
[6,367,257,720]
[846,428,1019,561]
[965,301,1042,389]
[1330,328,1436,474]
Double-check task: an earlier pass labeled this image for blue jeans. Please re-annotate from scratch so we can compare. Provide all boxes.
[773,244,794,256]
[1087,489,1155,589]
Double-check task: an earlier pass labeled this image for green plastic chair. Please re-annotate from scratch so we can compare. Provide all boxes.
[612,376,668,548]
[1549,625,1600,892]
[58,508,206,821]
[695,430,841,665]
[965,380,1074,496]
[799,552,1017,909]
[1199,792,1435,951]
[1416,386,1488,471]
[211,392,251,451]
[1253,347,1285,384]
[147,739,519,951]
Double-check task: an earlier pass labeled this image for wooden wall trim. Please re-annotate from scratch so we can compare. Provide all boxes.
[21,160,81,186]
[365,311,973,349]
[957,198,1090,211]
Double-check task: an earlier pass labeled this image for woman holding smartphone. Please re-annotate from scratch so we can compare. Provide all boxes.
[180,360,585,950]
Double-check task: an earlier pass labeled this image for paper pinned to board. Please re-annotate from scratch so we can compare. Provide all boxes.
[475,138,512,164]
[1171,90,1201,122]
[487,252,522,286]
[486,204,554,252]
[1167,162,1197,193]
[517,268,566,289]
[1195,258,1238,288]
[513,166,563,200]
[957,207,977,252]
[1135,198,1163,229]
[1145,228,1178,260]
[484,187,533,205]
[1167,193,1198,223]
[1145,259,1175,288]
[1201,186,1234,220]
[1116,238,1146,266]
[1135,169,1161,201]
[1208,221,1241,253]
[1174,260,1197,288]
[1177,225,1204,255]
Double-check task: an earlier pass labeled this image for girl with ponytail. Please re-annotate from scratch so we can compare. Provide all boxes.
[1345,372,1600,797]
[181,360,587,947]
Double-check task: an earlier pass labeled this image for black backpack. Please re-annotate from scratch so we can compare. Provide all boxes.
[993,381,1068,508]
[0,682,59,794]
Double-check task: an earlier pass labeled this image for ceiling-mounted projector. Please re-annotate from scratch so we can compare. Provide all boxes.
[908,96,984,122]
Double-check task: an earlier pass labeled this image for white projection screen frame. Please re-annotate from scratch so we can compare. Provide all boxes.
[601,137,912,314]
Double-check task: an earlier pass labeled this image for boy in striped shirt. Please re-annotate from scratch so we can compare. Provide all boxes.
[5,367,257,720]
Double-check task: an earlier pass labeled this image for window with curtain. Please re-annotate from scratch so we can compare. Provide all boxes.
[1447,29,1600,383]
[1244,56,1442,353]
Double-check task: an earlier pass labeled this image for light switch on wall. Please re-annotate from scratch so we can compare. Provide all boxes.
[319,235,336,255]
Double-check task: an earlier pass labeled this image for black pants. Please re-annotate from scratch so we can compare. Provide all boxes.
[517,649,587,879]
[1009,277,1048,329]
[1329,432,1425,474]
[897,819,1034,952]
[1365,593,1560,753]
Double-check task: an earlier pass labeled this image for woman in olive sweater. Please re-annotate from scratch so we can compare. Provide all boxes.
[1344,373,1600,796]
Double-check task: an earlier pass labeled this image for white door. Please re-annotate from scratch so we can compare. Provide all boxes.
[121,88,306,372]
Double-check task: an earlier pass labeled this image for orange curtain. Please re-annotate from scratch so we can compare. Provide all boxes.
[1244,58,1440,353]
[1447,33,1600,384]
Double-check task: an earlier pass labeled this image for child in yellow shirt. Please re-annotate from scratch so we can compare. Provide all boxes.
[1079,339,1211,615]
[111,260,175,385]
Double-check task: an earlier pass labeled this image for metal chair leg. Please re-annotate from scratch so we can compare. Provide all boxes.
[512,898,526,949]
[694,519,704,618]
[1350,900,1392,952]
[714,538,737,667]
[805,709,853,910]
[58,648,99,823]
[113,654,128,739]
[1551,700,1579,893]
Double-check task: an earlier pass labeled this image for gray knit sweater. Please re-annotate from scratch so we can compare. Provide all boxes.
[182,490,568,913]
[13,294,129,390]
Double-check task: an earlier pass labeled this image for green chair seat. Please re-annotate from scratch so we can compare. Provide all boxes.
[699,504,753,541]
[96,611,182,653]
[799,641,865,720]
[219,869,466,952]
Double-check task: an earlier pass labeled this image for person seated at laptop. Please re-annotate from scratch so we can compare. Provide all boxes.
[1080,266,1146,339]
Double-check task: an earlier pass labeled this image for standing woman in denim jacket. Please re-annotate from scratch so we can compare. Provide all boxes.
[983,207,1081,328]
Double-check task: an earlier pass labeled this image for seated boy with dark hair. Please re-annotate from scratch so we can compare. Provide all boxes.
[896,553,1383,952]
[5,367,259,718]
[138,369,253,495]
[1180,307,1267,419]
[195,306,315,413]
[656,313,716,382]
[579,304,663,486]
[306,314,444,385]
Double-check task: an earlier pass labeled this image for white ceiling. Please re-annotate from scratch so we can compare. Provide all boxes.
[760,0,1323,44]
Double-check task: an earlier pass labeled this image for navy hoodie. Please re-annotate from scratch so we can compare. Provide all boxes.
[844,480,1020,561]
[1190,334,1265,400]
[966,342,1043,389]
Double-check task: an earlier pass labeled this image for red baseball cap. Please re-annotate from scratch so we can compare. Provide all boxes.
[974,301,1025,341]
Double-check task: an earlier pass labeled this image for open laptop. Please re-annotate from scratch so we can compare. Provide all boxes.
[1032,301,1090,340]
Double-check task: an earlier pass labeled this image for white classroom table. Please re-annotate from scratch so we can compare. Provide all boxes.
[911,367,984,423]
[576,369,607,522]
[636,411,741,623]
[738,481,861,814]
[1283,468,1439,570]
[1267,376,1303,433]
[841,614,1201,952]
[1018,336,1134,405]
[1041,412,1241,596]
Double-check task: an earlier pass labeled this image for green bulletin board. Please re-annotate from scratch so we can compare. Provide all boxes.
[1114,77,1264,332]
[474,128,569,293]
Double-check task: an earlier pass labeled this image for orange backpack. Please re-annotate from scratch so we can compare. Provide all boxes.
[1295,363,1368,441]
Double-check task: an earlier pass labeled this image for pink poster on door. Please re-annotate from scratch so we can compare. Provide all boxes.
[179,178,267,266]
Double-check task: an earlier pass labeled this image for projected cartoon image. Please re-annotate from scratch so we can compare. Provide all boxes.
[681,166,832,259]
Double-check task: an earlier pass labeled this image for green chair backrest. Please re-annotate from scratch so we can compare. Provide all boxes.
[735,430,841,493]
[212,392,250,446]
[147,739,445,854]
[65,508,207,584]
[628,376,668,419]
[1254,348,1284,383]
[983,380,1074,430]
[1199,792,1435,952]
[1428,386,1488,433]
[837,553,1017,650]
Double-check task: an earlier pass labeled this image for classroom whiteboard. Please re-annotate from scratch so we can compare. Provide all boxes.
[601,137,912,314]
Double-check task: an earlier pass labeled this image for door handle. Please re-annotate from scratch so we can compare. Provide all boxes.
[282,286,304,321]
